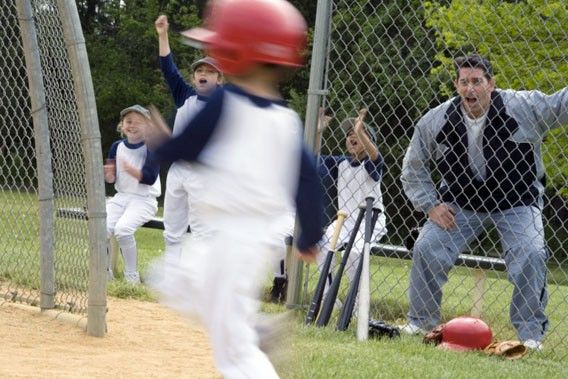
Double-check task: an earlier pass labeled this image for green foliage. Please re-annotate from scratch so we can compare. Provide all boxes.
[79,0,200,153]
[426,0,568,94]
[326,0,441,141]
[319,0,443,241]
[425,0,568,195]
[81,0,316,154]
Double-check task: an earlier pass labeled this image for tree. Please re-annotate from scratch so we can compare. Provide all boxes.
[78,0,201,152]
[425,0,568,255]
[316,0,442,242]
[425,0,568,192]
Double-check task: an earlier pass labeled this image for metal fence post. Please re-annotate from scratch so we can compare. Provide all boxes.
[286,0,332,309]
[16,0,56,311]
[56,0,107,337]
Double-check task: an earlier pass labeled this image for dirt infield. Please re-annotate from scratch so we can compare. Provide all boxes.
[0,297,219,379]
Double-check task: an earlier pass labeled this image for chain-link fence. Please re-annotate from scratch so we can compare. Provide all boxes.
[295,0,568,360]
[0,0,106,336]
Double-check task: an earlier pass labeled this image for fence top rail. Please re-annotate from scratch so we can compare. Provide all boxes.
[55,207,178,231]
[57,207,505,271]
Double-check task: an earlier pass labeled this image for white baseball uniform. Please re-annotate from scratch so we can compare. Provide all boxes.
[317,155,387,284]
[160,53,215,263]
[106,139,160,283]
[148,84,324,378]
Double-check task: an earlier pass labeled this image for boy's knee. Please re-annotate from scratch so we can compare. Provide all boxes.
[114,224,135,241]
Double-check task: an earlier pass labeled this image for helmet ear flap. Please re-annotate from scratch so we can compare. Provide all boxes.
[209,42,253,76]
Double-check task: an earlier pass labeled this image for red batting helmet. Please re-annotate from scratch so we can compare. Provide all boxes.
[180,0,307,75]
[440,316,493,351]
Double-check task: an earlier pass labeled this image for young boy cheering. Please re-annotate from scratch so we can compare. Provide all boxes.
[155,15,223,263]
[104,105,161,284]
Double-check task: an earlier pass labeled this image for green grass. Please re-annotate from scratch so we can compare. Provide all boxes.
[298,255,568,361]
[282,318,568,378]
[2,190,568,374]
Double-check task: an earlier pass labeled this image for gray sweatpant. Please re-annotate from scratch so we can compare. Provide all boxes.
[407,204,548,342]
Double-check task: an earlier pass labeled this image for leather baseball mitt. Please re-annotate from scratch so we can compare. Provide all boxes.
[422,323,444,345]
[484,340,528,360]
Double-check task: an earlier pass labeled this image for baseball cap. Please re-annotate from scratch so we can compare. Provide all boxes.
[120,105,150,119]
[339,117,377,143]
[191,56,222,73]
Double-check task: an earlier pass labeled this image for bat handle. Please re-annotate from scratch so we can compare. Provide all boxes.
[329,210,348,251]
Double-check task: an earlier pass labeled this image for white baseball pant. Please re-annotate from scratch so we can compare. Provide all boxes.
[162,162,207,264]
[149,223,279,379]
[106,192,158,278]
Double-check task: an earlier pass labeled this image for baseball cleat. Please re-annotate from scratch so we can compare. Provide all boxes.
[397,322,427,336]
[124,271,141,285]
[522,339,544,351]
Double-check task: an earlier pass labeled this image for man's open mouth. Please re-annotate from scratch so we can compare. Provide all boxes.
[465,96,477,104]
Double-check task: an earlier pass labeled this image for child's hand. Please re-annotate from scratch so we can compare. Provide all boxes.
[121,161,142,181]
[354,108,368,135]
[144,105,171,151]
[155,15,169,36]
[317,107,332,132]
[296,246,319,264]
[103,160,116,183]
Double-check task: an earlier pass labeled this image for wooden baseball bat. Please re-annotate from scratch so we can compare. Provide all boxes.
[305,210,348,325]
[337,202,380,332]
[357,197,376,341]
[316,206,366,327]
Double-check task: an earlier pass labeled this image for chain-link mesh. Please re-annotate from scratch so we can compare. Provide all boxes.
[302,0,568,360]
[0,0,96,315]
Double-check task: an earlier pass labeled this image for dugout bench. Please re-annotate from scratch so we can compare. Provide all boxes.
[56,207,190,275]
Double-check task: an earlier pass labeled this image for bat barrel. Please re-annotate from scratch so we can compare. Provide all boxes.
[357,197,375,340]
[316,207,365,327]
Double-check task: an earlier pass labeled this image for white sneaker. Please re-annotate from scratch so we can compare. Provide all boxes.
[523,339,544,351]
[124,271,141,285]
[398,323,427,335]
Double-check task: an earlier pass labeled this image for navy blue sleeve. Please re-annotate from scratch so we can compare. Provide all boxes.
[318,155,343,225]
[363,153,385,182]
[318,155,341,181]
[160,53,196,108]
[139,149,161,185]
[295,146,325,251]
[107,140,121,159]
[154,87,224,163]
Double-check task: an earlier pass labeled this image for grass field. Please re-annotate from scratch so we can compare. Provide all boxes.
[1,190,568,376]
[108,214,568,375]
